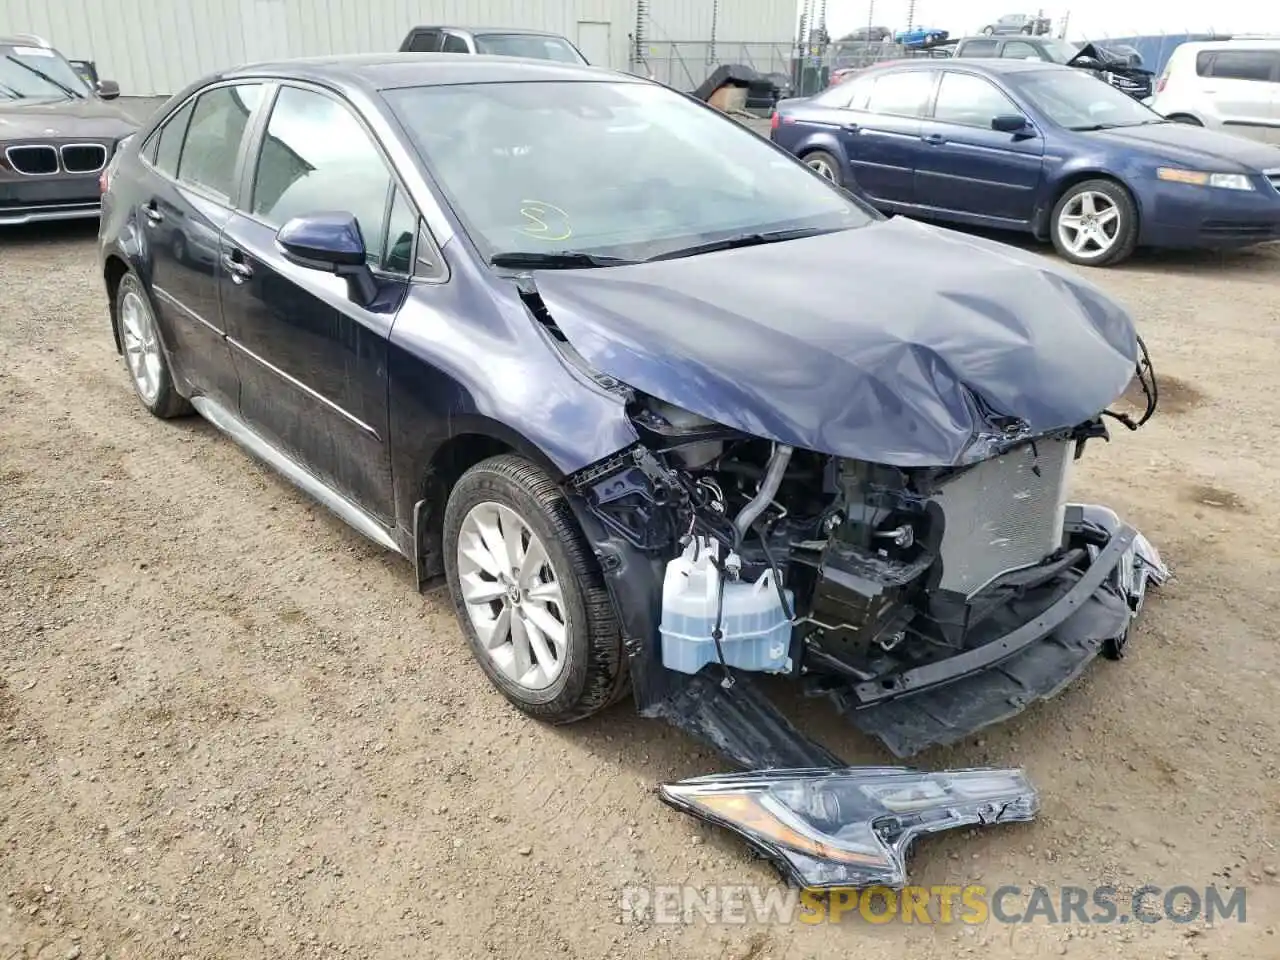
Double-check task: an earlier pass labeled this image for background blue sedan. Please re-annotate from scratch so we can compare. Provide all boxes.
[771,60,1280,266]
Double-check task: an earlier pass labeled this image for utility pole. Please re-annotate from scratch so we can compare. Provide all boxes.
[1058,10,1070,39]
[868,0,875,33]
[906,0,917,32]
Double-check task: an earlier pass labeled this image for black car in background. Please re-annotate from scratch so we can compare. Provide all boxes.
[952,35,1155,98]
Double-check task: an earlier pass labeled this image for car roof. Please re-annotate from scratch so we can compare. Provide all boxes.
[870,57,1062,75]
[222,53,627,92]
[406,25,570,39]
[958,35,1056,45]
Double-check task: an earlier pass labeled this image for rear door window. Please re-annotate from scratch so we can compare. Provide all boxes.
[153,99,194,176]
[1197,50,1280,82]
[176,84,264,199]
[441,33,470,53]
[865,71,936,117]
[817,73,876,110]
[1002,41,1043,61]
[405,30,442,52]
[958,39,1000,58]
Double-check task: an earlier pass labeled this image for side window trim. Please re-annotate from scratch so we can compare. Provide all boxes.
[236,80,450,285]
[140,80,270,209]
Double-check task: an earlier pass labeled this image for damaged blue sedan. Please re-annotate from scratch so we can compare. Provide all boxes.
[99,55,1165,872]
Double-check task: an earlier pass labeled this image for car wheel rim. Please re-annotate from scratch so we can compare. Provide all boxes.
[457,501,568,692]
[1057,191,1121,260]
[120,289,162,404]
[807,157,836,181]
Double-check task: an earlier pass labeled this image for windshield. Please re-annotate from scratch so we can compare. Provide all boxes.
[386,80,873,262]
[1040,39,1081,63]
[0,43,90,100]
[1013,68,1161,129]
[473,34,586,64]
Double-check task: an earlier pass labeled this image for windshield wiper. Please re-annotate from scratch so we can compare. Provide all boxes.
[3,56,82,99]
[646,226,838,262]
[489,251,639,269]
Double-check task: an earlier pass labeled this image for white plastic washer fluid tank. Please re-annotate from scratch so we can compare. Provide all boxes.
[659,538,794,675]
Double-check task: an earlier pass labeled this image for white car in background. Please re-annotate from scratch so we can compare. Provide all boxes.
[1149,39,1280,144]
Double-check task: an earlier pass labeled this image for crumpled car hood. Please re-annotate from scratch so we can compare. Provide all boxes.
[532,217,1140,467]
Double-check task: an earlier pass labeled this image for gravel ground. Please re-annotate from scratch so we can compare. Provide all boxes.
[2,223,1279,959]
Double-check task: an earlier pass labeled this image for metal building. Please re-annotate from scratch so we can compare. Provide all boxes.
[0,0,798,97]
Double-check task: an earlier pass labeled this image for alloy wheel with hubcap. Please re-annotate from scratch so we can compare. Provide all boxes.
[1050,180,1138,267]
[120,288,164,406]
[803,150,842,186]
[1057,190,1120,260]
[114,272,191,418]
[456,500,568,692]
[442,454,628,723]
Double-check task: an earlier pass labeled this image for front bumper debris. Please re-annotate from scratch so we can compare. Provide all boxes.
[826,504,1169,756]
[660,766,1039,889]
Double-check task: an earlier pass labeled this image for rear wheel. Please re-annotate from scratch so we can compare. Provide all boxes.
[442,454,628,723]
[1050,179,1139,267]
[116,272,192,418]
[803,149,843,186]
[982,25,995,35]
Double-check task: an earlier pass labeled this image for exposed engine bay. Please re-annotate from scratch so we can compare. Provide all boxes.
[569,376,1166,759]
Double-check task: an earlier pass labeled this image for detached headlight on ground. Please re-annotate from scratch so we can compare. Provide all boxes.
[1157,168,1255,191]
[660,767,1039,889]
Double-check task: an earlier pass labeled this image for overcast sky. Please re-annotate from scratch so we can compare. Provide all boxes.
[823,1,1280,40]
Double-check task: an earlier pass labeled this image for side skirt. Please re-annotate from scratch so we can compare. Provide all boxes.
[189,395,404,558]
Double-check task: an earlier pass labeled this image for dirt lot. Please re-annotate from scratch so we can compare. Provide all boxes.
[2,223,1279,960]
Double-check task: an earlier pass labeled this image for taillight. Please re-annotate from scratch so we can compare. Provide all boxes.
[1155,76,1167,94]
[100,135,131,195]
[770,110,780,132]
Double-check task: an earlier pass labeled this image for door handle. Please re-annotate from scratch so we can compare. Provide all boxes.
[143,202,164,225]
[220,251,254,284]
[841,122,861,133]
[923,133,947,145]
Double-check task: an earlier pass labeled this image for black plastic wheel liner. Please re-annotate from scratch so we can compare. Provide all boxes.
[571,496,846,769]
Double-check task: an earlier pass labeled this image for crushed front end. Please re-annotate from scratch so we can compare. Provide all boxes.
[567,364,1166,762]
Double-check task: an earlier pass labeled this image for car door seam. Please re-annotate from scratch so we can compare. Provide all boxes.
[153,285,226,337]
[224,335,381,441]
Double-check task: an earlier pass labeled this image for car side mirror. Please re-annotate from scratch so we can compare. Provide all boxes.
[277,212,378,307]
[96,79,121,100]
[992,114,1032,134]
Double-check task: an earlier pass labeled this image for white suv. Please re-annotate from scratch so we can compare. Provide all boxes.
[1149,40,1280,143]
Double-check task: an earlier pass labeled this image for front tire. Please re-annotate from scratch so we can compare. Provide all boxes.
[115,272,192,418]
[1049,179,1139,267]
[443,454,628,723]
[982,25,995,35]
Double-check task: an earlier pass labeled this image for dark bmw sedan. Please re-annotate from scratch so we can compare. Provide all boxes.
[99,55,1166,779]
[772,59,1280,266]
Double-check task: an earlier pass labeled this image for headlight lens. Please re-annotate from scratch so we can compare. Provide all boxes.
[1157,167,1256,191]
